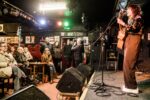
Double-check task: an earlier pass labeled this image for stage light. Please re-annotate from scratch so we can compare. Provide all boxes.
[57,21,62,27]
[39,18,46,25]
[64,9,72,16]
[39,1,67,11]
[10,8,20,17]
[64,21,69,27]
[63,18,72,30]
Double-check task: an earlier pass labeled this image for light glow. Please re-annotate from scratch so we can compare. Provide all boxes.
[57,21,62,26]
[39,19,46,25]
[39,2,67,11]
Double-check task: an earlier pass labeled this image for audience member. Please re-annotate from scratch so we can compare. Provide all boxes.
[0,42,26,91]
[41,47,57,83]
[24,47,33,61]
[53,41,62,74]
[62,40,73,72]
[71,40,85,67]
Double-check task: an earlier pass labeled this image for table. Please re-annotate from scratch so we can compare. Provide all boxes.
[29,62,47,83]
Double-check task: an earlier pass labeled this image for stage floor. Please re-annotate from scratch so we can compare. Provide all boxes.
[80,71,150,100]
[2,71,150,100]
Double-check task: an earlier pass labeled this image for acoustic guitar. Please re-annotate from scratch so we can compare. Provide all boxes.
[117,10,128,50]
[117,26,127,50]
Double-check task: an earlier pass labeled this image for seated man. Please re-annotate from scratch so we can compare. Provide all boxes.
[15,47,30,76]
[15,47,37,84]
[0,42,26,91]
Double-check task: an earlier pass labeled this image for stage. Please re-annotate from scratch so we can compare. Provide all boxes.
[2,70,150,100]
[80,71,150,100]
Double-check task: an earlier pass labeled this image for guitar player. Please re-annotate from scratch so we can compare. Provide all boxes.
[117,4,144,94]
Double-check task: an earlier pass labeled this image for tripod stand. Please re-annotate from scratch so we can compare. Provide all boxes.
[92,30,125,97]
[89,8,126,96]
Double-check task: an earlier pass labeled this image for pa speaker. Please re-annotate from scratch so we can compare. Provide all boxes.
[77,63,93,78]
[4,85,50,100]
[56,67,85,93]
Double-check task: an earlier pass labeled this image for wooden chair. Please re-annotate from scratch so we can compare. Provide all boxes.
[0,76,13,98]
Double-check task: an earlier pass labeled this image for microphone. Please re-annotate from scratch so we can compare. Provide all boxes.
[120,9,127,14]
[118,9,127,17]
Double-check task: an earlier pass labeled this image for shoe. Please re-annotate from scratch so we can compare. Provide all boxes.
[121,85,139,94]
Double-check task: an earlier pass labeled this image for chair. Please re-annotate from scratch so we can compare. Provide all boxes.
[0,76,14,98]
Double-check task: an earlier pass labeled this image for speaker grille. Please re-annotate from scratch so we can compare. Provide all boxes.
[77,63,93,77]
[56,67,85,93]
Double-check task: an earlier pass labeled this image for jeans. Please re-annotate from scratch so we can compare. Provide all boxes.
[12,66,26,91]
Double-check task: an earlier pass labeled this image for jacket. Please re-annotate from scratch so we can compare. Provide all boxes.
[0,53,12,77]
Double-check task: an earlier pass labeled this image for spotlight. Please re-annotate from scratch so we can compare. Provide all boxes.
[57,21,62,27]
[39,1,67,11]
[39,18,46,25]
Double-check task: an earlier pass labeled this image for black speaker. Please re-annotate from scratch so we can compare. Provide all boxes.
[77,63,93,78]
[4,85,50,100]
[56,67,85,93]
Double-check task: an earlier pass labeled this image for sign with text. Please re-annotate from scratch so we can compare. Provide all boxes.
[0,36,19,44]
[61,32,84,36]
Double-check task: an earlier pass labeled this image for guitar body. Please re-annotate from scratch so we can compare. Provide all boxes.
[117,27,126,50]
[117,10,128,50]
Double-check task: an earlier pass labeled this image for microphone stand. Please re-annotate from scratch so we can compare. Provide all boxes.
[92,16,122,97]
[94,32,120,96]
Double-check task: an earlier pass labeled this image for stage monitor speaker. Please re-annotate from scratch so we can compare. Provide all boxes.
[56,67,85,93]
[77,63,93,78]
[4,85,50,100]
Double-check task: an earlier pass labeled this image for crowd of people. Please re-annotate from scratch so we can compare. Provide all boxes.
[40,38,91,75]
[0,42,32,92]
[0,38,91,92]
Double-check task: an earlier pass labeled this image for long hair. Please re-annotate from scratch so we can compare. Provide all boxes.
[127,4,142,16]
[41,48,52,62]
